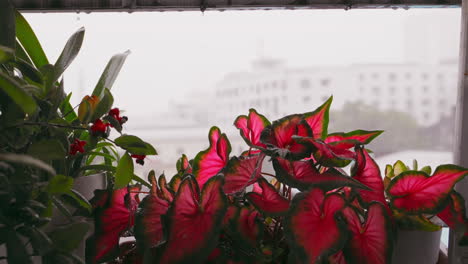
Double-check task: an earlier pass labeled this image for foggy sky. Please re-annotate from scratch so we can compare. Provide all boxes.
[23,9,460,118]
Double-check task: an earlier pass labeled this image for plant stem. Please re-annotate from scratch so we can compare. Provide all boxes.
[262,172,276,177]
[22,121,87,130]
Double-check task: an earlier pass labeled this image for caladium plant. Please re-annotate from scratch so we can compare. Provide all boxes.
[86,97,468,264]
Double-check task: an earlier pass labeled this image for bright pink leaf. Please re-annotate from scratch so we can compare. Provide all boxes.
[260,115,313,160]
[135,194,170,250]
[193,126,231,188]
[273,157,369,191]
[223,153,265,194]
[437,191,468,245]
[158,176,227,264]
[303,96,333,140]
[294,137,355,167]
[341,203,393,264]
[86,186,141,263]
[286,188,347,263]
[352,147,387,208]
[325,130,383,149]
[245,177,289,216]
[234,108,270,149]
[387,164,468,214]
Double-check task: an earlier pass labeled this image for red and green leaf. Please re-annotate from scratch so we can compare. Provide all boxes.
[351,146,387,208]
[286,188,347,263]
[303,96,333,140]
[169,175,182,193]
[134,194,170,250]
[260,115,313,160]
[437,191,468,245]
[294,137,355,167]
[223,153,265,194]
[176,154,192,176]
[86,186,141,263]
[387,165,468,214]
[193,126,231,188]
[234,108,270,149]
[157,176,227,264]
[341,202,393,264]
[245,177,289,216]
[273,157,369,191]
[325,130,383,149]
[157,174,174,202]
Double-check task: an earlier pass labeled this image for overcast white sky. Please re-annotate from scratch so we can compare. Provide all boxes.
[23,9,460,117]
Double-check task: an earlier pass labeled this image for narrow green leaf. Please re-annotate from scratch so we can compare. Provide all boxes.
[0,45,14,63]
[15,39,33,65]
[53,27,85,82]
[76,164,115,175]
[23,227,53,255]
[92,50,130,98]
[0,71,37,114]
[52,196,72,219]
[60,92,78,123]
[12,58,43,83]
[15,10,49,68]
[64,189,92,212]
[114,134,157,155]
[132,174,151,188]
[27,139,66,161]
[0,153,55,175]
[47,175,74,194]
[114,152,134,189]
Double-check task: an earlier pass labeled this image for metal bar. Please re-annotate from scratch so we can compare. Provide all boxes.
[450,0,468,263]
[9,0,460,12]
[0,0,16,49]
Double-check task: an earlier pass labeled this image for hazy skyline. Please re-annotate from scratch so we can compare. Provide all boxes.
[24,9,460,118]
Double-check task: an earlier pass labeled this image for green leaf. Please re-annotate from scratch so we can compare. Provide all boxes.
[103,114,122,133]
[92,50,130,98]
[0,153,55,175]
[19,227,53,255]
[90,88,114,121]
[114,134,157,155]
[77,164,115,174]
[132,174,151,188]
[15,39,33,66]
[48,221,90,252]
[53,27,84,82]
[0,71,37,114]
[114,152,134,189]
[47,175,74,194]
[420,166,432,175]
[15,10,49,68]
[0,45,14,63]
[60,92,78,123]
[52,196,72,219]
[27,139,66,161]
[6,229,32,264]
[12,58,43,84]
[63,189,92,213]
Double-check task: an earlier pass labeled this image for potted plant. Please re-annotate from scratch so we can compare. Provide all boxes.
[0,11,156,263]
[84,96,468,264]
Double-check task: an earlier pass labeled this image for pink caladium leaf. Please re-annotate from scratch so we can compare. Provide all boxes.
[176,154,192,176]
[234,108,271,149]
[224,205,263,249]
[86,186,141,264]
[245,177,289,216]
[193,126,231,188]
[302,95,333,140]
[286,188,347,263]
[437,191,468,245]
[169,175,182,193]
[325,130,383,150]
[341,202,393,264]
[157,176,227,264]
[351,146,388,209]
[273,157,370,191]
[134,193,170,250]
[223,153,266,194]
[387,164,468,214]
[294,137,355,168]
[156,174,174,202]
[260,115,313,160]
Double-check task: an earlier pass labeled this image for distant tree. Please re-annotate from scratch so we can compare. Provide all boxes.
[329,102,430,156]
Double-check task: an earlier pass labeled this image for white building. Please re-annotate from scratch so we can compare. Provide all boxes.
[214,58,457,127]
